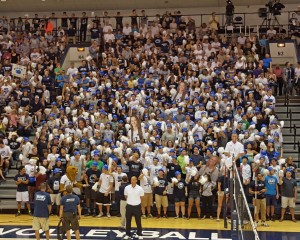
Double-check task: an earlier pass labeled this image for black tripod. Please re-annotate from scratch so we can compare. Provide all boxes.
[260,11,280,29]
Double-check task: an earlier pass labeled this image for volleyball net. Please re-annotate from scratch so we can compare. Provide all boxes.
[229,162,260,240]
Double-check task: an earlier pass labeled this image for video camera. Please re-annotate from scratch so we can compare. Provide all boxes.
[265,0,285,15]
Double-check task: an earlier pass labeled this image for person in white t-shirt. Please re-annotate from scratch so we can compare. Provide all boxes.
[138,168,153,218]
[237,33,246,45]
[104,29,115,43]
[113,166,127,215]
[96,164,113,218]
[224,132,245,167]
[66,62,78,77]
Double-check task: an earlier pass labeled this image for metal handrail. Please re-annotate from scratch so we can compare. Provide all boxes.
[293,124,297,150]
[285,91,290,118]
[289,109,292,133]
[297,141,300,167]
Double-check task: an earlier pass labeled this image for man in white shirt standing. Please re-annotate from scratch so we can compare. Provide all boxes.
[124,176,144,240]
[224,132,245,168]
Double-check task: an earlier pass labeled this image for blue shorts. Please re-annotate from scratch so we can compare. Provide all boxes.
[266,195,277,206]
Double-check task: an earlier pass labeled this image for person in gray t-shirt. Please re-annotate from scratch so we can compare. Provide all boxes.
[279,170,297,222]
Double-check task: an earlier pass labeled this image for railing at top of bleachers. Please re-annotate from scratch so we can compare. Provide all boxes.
[3,10,297,37]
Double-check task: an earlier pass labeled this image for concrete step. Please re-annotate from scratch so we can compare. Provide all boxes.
[0,182,17,189]
[275,106,300,112]
[277,113,300,119]
[0,189,16,199]
[6,169,18,178]
[0,200,19,210]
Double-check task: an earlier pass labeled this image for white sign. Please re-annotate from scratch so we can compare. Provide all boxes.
[11,64,27,78]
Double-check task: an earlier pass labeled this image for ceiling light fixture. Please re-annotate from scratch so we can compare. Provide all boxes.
[1,0,7,2]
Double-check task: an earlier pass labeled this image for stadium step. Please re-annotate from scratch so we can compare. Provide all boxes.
[0,189,16,199]
[0,200,19,210]
[275,106,300,112]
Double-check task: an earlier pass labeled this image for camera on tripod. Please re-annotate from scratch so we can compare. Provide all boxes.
[226,0,235,16]
[265,0,285,15]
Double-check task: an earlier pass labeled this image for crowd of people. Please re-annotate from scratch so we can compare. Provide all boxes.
[0,9,299,230]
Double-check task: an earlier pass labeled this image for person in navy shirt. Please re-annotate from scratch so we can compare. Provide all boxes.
[60,185,81,240]
[32,183,51,240]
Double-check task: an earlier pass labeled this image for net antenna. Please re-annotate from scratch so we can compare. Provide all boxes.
[227,159,260,240]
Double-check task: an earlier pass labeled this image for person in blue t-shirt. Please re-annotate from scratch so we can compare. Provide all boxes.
[60,185,81,240]
[264,166,279,221]
[32,183,51,240]
[262,54,272,72]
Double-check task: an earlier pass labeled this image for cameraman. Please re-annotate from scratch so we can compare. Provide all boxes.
[226,0,235,25]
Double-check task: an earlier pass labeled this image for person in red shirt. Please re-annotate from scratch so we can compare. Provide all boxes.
[273,64,284,96]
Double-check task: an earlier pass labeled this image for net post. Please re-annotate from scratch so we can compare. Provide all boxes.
[230,176,238,240]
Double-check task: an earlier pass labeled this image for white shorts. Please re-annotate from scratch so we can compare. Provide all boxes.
[281,196,295,209]
[16,191,29,202]
[50,193,61,206]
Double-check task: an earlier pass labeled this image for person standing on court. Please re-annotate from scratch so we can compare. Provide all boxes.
[14,165,32,216]
[279,169,297,222]
[59,185,81,240]
[249,173,268,227]
[119,175,130,229]
[32,182,52,240]
[124,176,144,240]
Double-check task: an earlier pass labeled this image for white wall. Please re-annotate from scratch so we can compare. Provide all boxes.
[269,42,298,65]
[0,4,298,29]
[62,47,90,70]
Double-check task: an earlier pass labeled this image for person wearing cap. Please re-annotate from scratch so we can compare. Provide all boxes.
[85,151,104,171]
[161,124,176,146]
[253,150,270,166]
[83,162,101,216]
[279,169,297,222]
[47,168,62,215]
[59,185,81,240]
[32,182,52,240]
[249,173,268,227]
[95,164,113,218]
[265,166,279,221]
[172,171,187,219]
[154,168,168,218]
[241,156,251,198]
[282,156,298,179]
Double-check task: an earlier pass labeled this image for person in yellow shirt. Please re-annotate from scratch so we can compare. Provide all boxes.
[209,12,219,31]
[127,77,135,89]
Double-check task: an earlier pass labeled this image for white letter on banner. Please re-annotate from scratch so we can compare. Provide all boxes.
[0,228,20,236]
[16,228,35,236]
[160,231,186,239]
[188,232,210,240]
[85,229,110,237]
[141,231,160,238]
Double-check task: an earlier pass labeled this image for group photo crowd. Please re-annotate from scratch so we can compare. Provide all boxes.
[0,8,299,239]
